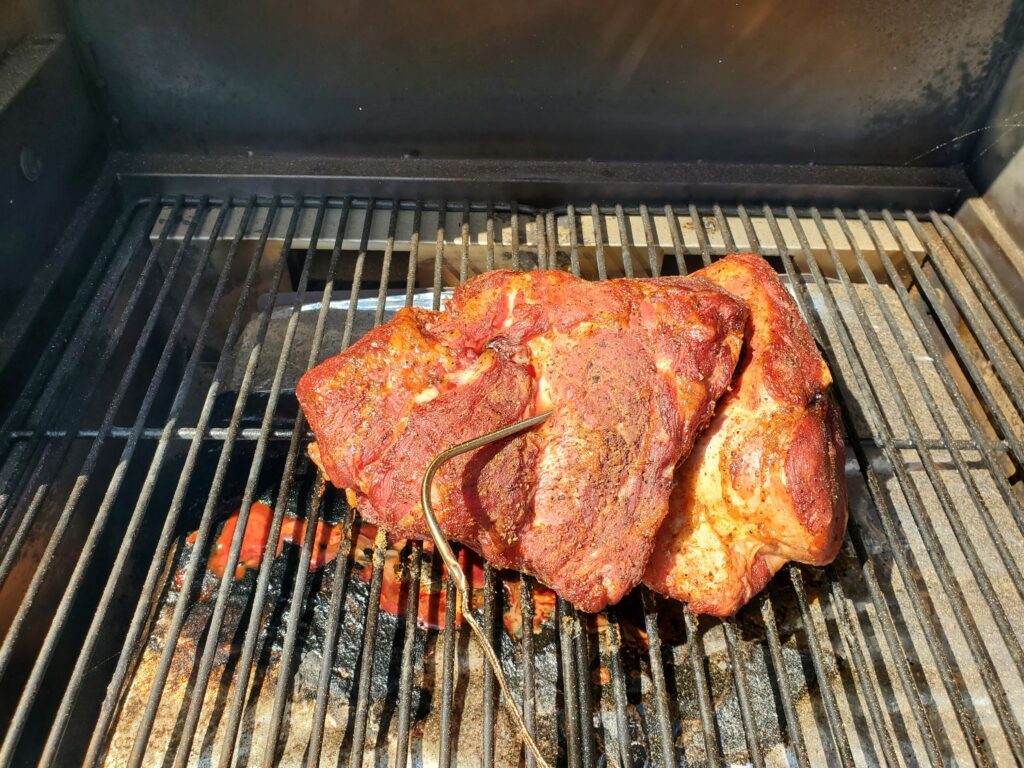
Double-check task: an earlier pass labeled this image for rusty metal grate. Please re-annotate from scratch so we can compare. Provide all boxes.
[0,193,1022,767]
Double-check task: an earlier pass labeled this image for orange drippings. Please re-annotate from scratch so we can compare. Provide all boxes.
[374,542,488,631]
[377,557,450,630]
[181,505,556,634]
[186,501,347,582]
[501,580,557,636]
[279,515,348,569]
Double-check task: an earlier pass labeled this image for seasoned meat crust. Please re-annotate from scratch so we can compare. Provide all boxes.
[297,270,747,611]
[644,254,847,616]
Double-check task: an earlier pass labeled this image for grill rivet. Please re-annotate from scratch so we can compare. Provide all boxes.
[19,146,42,182]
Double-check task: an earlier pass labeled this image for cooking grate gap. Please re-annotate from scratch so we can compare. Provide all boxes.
[0,194,1021,767]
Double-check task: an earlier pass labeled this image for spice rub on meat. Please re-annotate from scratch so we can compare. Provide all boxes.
[297,270,747,611]
[644,254,846,616]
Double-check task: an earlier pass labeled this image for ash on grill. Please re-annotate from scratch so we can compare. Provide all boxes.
[105,480,836,768]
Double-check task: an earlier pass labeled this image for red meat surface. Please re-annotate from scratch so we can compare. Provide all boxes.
[643,254,847,616]
[297,269,747,611]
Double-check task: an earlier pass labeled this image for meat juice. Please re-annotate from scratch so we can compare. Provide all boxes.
[178,501,555,633]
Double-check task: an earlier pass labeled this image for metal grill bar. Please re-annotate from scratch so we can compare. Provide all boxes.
[663,204,686,275]
[689,203,712,267]
[545,212,557,274]
[81,195,279,763]
[683,609,721,765]
[536,212,548,271]
[797,205,1024,759]
[712,204,735,253]
[614,204,634,278]
[120,198,312,765]
[0,200,138,473]
[375,200,401,326]
[482,564,498,768]
[940,214,1024,343]
[438,567,458,768]
[605,611,633,768]
[0,196,214,692]
[2,193,1023,768]
[809,208,1024,666]
[826,573,900,765]
[572,611,596,767]
[640,590,676,768]
[485,202,496,271]
[511,201,521,271]
[899,212,1024,465]
[567,204,581,276]
[34,195,260,765]
[841,211,1024,541]
[5,426,1011,452]
[742,203,957,767]
[406,203,422,305]
[764,205,1000,766]
[0,197,170,574]
[461,200,472,283]
[590,204,606,281]
[306,500,355,768]
[557,598,583,768]
[521,576,539,768]
[928,216,1024,375]
[759,597,810,768]
[432,200,446,311]
[639,204,659,276]
[393,542,423,768]
[486,204,498,276]
[265,480,327,765]
[722,620,764,768]
[787,566,855,766]
[350,534,389,768]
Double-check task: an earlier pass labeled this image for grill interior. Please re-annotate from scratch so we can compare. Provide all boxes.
[0,193,1023,768]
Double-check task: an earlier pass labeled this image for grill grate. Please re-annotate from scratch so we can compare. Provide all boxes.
[0,193,1022,767]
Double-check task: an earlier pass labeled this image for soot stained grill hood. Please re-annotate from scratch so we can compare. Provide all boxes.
[72,0,1024,166]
